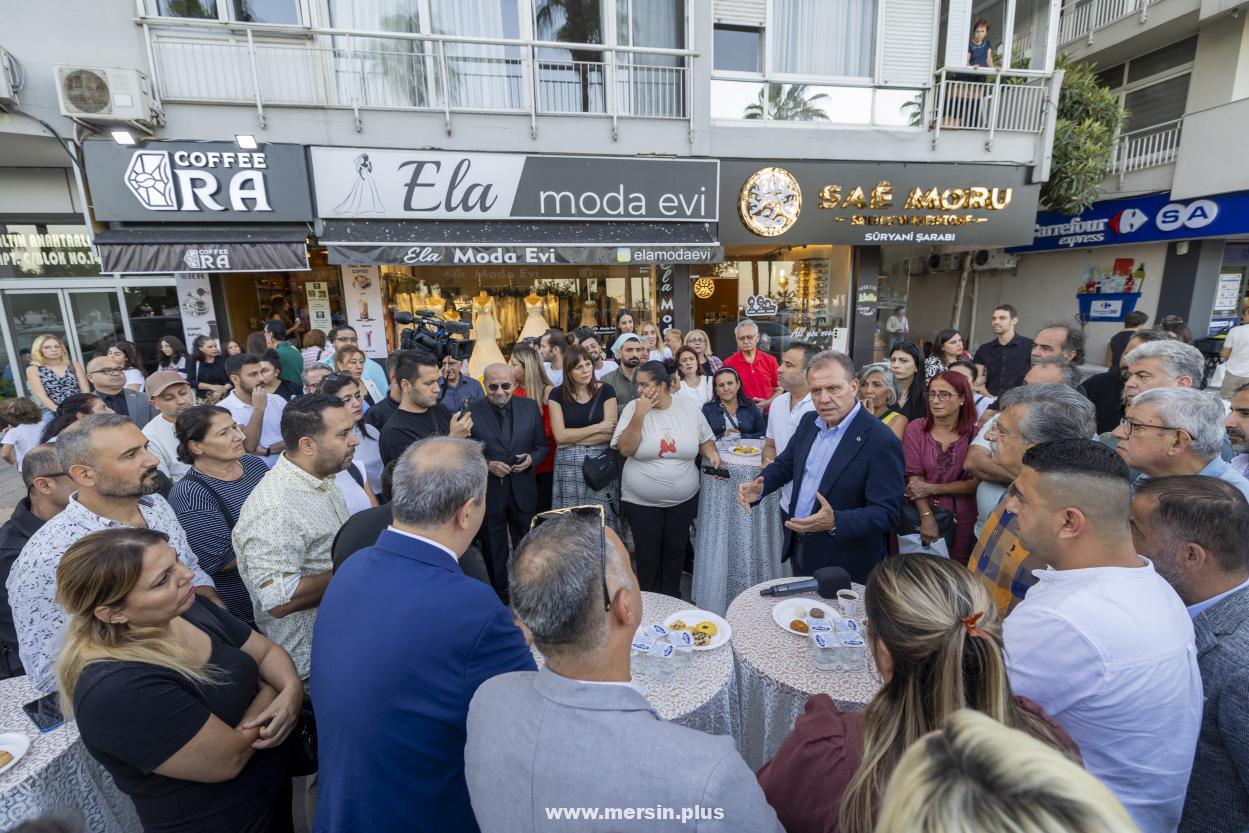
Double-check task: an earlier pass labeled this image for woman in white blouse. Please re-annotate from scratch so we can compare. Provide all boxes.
[640,321,672,362]
[673,345,712,404]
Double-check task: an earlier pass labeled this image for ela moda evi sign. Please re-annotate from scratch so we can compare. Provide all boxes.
[310,148,718,222]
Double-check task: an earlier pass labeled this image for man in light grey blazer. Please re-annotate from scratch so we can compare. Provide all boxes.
[1133,476,1249,833]
[465,514,782,833]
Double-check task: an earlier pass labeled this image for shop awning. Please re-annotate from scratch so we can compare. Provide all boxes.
[320,220,721,266]
[93,225,312,274]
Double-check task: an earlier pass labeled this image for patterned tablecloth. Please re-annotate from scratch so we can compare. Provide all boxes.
[0,676,140,832]
[691,445,791,617]
[533,592,738,738]
[727,578,883,768]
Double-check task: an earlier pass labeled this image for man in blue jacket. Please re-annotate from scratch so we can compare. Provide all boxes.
[311,435,536,833]
[739,350,904,583]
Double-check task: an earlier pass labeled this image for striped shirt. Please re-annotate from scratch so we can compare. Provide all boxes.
[168,455,270,627]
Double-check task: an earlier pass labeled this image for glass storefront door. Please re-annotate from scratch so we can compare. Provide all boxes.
[67,290,125,360]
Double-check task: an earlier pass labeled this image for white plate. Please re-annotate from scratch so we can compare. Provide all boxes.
[772,599,842,635]
[663,609,732,650]
[0,733,31,776]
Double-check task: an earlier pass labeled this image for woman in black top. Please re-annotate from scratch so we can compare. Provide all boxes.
[548,343,621,533]
[701,367,766,440]
[56,527,301,833]
[186,336,231,402]
[890,342,928,421]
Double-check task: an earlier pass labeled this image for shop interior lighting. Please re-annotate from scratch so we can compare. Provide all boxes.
[235,134,259,149]
[110,130,136,146]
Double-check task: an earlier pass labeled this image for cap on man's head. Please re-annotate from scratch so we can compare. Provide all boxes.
[147,370,188,397]
[611,333,642,354]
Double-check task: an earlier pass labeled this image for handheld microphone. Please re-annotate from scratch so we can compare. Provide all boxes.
[759,567,852,599]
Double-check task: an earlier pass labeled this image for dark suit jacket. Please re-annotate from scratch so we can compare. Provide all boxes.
[469,396,549,515]
[757,407,904,583]
[311,529,536,833]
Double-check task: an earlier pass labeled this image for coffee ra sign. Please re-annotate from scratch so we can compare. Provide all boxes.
[83,140,315,223]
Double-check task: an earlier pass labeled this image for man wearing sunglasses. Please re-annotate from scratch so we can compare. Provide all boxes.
[465,511,783,833]
[0,445,74,679]
[469,363,549,598]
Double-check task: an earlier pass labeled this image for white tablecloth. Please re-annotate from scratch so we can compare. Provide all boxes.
[533,592,738,738]
[0,676,140,832]
[691,450,791,617]
[727,578,883,768]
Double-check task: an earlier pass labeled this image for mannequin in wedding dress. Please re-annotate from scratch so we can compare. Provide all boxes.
[468,290,507,379]
[518,289,549,341]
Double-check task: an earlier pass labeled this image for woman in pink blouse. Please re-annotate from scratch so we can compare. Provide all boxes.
[902,370,980,558]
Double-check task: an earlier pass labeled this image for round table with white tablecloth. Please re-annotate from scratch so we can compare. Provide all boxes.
[0,676,140,832]
[692,440,791,617]
[532,592,738,738]
[727,578,883,769]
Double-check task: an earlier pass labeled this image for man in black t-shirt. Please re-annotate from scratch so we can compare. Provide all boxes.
[379,351,474,464]
[1106,310,1149,369]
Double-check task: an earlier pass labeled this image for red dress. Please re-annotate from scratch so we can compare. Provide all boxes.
[516,386,556,475]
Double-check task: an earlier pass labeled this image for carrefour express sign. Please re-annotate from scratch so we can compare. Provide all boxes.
[1008,190,1249,253]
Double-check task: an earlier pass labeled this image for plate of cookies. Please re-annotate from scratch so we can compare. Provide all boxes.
[664,610,731,651]
[0,732,30,776]
[772,600,842,636]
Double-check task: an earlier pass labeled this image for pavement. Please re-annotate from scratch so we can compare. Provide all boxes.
[0,462,24,523]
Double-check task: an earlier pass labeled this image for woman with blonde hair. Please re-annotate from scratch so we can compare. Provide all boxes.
[683,329,722,375]
[757,554,1078,833]
[56,526,302,833]
[510,343,557,510]
[876,709,1138,833]
[25,333,88,414]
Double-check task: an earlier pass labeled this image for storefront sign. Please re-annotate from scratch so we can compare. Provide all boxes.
[312,148,718,223]
[720,161,1039,247]
[305,282,332,334]
[657,266,677,332]
[745,295,779,317]
[0,226,101,278]
[174,272,218,344]
[95,240,310,274]
[340,265,387,358]
[1010,190,1249,253]
[84,141,314,222]
[326,243,721,267]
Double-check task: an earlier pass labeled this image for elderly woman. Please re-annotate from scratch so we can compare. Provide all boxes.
[702,367,766,441]
[612,361,722,596]
[684,329,723,376]
[857,362,908,442]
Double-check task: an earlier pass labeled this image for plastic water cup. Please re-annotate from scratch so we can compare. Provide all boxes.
[667,630,694,669]
[810,632,841,671]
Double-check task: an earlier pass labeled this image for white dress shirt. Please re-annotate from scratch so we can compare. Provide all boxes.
[219,391,286,469]
[765,390,815,510]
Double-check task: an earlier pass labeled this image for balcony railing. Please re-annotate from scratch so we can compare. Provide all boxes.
[1059,0,1160,45]
[930,68,1057,146]
[139,17,692,135]
[1108,118,1182,180]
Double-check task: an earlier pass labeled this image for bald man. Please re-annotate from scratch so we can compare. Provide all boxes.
[468,363,549,599]
[86,355,156,427]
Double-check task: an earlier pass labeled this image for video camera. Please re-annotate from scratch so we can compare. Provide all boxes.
[393,310,475,362]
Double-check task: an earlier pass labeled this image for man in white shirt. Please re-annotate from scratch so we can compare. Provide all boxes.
[763,342,818,518]
[219,353,286,468]
[1002,438,1202,833]
[538,329,565,387]
[1219,306,1249,399]
[141,370,196,483]
[577,331,618,380]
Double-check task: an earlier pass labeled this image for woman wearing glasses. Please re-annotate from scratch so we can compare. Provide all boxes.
[168,405,269,626]
[612,361,722,596]
[684,329,723,376]
[26,333,89,415]
[901,371,981,558]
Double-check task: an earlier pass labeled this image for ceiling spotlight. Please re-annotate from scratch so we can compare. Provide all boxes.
[235,134,258,149]
[110,130,136,146]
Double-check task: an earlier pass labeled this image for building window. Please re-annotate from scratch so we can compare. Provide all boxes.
[714,24,762,73]
[150,0,301,24]
[152,0,218,17]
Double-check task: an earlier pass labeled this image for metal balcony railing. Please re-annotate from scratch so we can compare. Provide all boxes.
[929,68,1057,147]
[139,17,692,136]
[1059,0,1159,45]
[1108,118,1182,180]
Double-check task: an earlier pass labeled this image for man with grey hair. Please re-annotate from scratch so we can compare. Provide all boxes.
[312,436,535,833]
[7,415,216,692]
[465,513,783,832]
[967,384,1097,615]
[1112,387,1249,500]
[724,319,781,408]
[302,362,332,394]
[1122,338,1207,405]
[1082,328,1171,434]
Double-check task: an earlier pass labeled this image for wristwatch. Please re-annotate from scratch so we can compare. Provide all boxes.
[259,445,270,456]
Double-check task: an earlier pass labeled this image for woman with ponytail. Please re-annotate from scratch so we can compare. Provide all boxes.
[56,527,302,833]
[757,554,1080,833]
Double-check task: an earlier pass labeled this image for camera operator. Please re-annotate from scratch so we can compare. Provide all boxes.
[380,351,474,465]
[440,354,485,413]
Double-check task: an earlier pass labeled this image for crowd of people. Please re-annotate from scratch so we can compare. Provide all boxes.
[0,301,1243,833]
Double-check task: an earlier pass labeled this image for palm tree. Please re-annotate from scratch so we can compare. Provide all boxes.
[743,84,831,121]
[534,0,604,114]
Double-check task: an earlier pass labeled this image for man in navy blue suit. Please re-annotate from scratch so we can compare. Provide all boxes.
[311,435,536,833]
[739,351,904,583]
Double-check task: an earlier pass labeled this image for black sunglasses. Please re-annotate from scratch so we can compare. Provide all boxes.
[530,505,610,612]
[487,382,514,392]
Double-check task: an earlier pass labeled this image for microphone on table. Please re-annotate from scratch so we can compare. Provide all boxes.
[759,567,852,599]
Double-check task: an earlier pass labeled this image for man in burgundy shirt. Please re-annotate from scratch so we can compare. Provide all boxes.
[723,319,781,409]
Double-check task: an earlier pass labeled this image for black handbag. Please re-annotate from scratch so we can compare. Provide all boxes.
[287,696,318,776]
[580,388,619,492]
[897,501,957,550]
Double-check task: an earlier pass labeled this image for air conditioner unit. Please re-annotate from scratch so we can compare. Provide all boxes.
[53,65,157,125]
[972,249,1019,271]
[928,253,962,272]
[0,48,18,109]
[906,256,929,276]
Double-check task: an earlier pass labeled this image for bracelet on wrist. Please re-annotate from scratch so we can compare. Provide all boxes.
[920,511,933,518]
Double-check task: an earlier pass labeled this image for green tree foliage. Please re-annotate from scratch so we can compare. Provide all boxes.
[1042,57,1127,215]
[743,84,831,121]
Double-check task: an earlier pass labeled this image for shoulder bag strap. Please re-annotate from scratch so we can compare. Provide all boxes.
[182,468,237,530]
